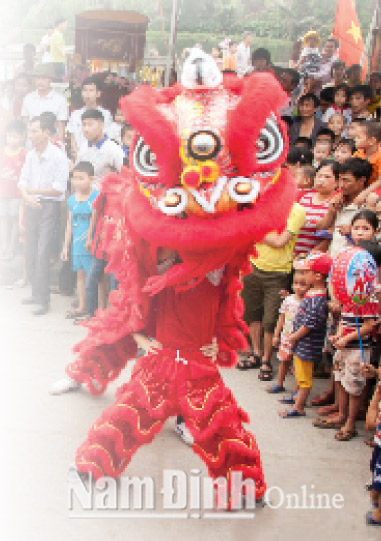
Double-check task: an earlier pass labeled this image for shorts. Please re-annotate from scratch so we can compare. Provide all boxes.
[333,348,369,396]
[370,445,381,493]
[0,198,19,217]
[278,338,293,362]
[242,266,289,332]
[72,254,92,274]
[293,355,314,389]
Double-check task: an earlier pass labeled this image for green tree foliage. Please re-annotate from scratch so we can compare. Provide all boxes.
[2,0,377,52]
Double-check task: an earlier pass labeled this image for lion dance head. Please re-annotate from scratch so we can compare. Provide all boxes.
[120,48,296,257]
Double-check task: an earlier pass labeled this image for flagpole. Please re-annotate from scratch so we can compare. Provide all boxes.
[360,3,378,68]
[164,0,178,87]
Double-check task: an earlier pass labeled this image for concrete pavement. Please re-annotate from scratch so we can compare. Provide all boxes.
[1,277,380,541]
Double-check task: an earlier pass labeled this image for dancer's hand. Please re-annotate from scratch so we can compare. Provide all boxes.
[200,337,218,362]
[132,333,163,355]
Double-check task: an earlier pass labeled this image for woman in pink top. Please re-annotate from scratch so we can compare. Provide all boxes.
[295,160,340,257]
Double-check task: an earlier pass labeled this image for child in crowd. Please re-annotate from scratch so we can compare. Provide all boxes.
[121,123,134,166]
[316,128,336,149]
[322,84,351,124]
[61,161,99,319]
[297,31,322,79]
[348,84,372,123]
[334,138,356,164]
[365,380,381,525]
[295,164,315,201]
[107,108,125,144]
[285,146,313,178]
[328,210,379,441]
[267,270,310,394]
[313,140,332,168]
[346,117,365,140]
[353,120,381,197]
[279,252,332,418]
[328,113,346,148]
[0,119,26,259]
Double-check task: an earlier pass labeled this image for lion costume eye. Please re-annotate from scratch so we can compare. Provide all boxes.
[256,116,284,165]
[133,136,159,177]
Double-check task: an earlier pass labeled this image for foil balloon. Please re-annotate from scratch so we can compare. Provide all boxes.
[330,246,377,308]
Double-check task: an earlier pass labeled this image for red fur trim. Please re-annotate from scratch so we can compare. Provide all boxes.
[222,72,244,94]
[128,169,295,253]
[227,72,289,175]
[120,86,181,187]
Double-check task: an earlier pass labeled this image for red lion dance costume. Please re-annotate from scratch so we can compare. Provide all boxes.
[66,50,296,503]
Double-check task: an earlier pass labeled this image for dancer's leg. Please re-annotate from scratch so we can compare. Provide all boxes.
[75,357,175,479]
[179,368,266,502]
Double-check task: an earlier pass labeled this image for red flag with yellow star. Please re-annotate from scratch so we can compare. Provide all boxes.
[332,0,365,67]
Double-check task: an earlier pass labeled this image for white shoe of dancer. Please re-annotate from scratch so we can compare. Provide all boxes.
[50,376,81,395]
[174,419,194,446]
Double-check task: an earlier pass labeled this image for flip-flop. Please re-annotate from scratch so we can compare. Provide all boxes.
[312,418,344,429]
[334,429,358,441]
[267,384,286,394]
[279,395,295,404]
[366,511,381,525]
[278,409,306,418]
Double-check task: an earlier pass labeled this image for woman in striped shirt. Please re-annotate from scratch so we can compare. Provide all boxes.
[295,160,340,257]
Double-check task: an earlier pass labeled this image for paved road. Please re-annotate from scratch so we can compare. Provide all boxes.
[1,271,380,541]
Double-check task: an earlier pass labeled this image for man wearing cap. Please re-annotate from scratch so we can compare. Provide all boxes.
[236,31,253,78]
[279,252,332,418]
[21,64,68,141]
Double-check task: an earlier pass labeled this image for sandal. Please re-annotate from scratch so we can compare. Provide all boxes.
[312,418,345,429]
[365,511,381,525]
[267,384,285,394]
[278,408,306,418]
[334,429,358,441]
[66,310,87,320]
[236,353,261,370]
[258,362,273,381]
[279,394,296,404]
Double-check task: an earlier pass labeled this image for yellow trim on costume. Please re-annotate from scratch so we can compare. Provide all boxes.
[115,403,165,432]
[194,437,254,464]
[271,169,281,184]
[185,384,220,410]
[80,443,118,473]
[138,379,168,411]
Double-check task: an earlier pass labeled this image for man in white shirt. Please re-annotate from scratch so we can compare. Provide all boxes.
[236,31,253,78]
[19,114,69,315]
[76,109,123,189]
[22,63,68,141]
[66,77,113,159]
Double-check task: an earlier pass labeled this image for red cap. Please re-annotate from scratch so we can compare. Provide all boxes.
[294,252,333,276]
